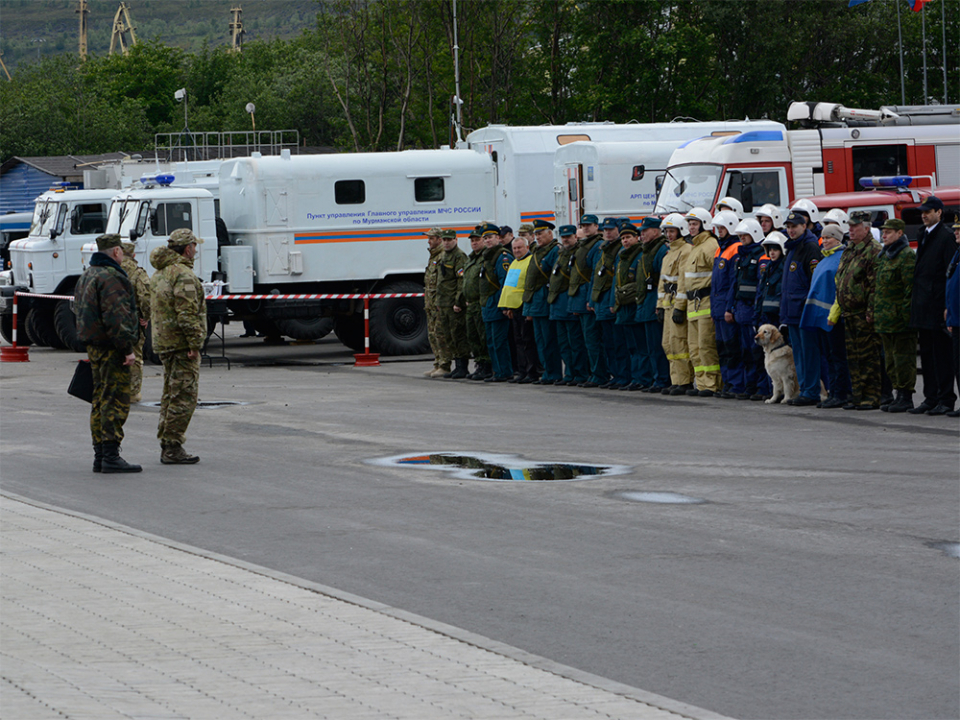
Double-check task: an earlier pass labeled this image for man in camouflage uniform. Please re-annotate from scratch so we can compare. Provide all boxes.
[74,233,142,473]
[150,228,206,464]
[423,227,449,377]
[457,228,490,379]
[436,229,470,379]
[121,242,151,403]
[828,211,882,409]
[872,218,917,413]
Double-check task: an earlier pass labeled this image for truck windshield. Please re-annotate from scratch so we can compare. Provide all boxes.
[30,200,55,237]
[106,198,141,237]
[654,164,722,214]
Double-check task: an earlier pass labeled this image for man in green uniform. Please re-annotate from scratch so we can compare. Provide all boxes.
[436,229,470,379]
[74,233,142,473]
[121,242,151,403]
[423,227,449,377]
[872,218,917,413]
[828,211,882,410]
[150,228,206,464]
[456,228,490,379]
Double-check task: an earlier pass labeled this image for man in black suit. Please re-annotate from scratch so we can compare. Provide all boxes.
[908,195,957,416]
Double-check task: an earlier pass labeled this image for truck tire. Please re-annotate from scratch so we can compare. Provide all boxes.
[274,316,335,341]
[54,300,85,352]
[27,306,65,349]
[0,312,32,347]
[368,281,429,355]
[333,314,365,352]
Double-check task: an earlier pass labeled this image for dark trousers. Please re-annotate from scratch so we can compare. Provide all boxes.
[465,304,488,364]
[531,316,562,381]
[622,322,653,386]
[556,319,588,382]
[599,320,630,385]
[511,312,539,379]
[818,322,851,400]
[485,317,512,379]
[578,312,608,383]
[917,328,956,407]
[642,320,670,388]
[715,318,745,393]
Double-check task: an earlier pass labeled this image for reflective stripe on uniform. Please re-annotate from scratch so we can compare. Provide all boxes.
[805,298,833,310]
[685,271,711,279]
[657,292,666,298]
[666,352,690,360]
[662,274,678,282]
[763,300,779,309]
[687,307,711,318]
[675,292,688,299]
[738,285,756,292]
[695,364,721,373]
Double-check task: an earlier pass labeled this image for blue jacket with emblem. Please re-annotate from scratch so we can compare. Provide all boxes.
[725,242,769,325]
[780,230,822,325]
[710,236,741,321]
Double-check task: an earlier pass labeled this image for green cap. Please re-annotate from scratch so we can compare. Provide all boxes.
[881,218,906,232]
[440,229,457,240]
[96,234,122,251]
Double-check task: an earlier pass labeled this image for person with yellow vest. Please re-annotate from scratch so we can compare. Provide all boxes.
[499,236,539,383]
[674,208,721,396]
[657,213,694,395]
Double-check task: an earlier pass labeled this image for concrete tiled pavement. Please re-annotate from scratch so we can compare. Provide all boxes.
[1,494,731,720]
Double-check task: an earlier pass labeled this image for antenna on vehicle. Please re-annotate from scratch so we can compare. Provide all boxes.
[451,0,465,148]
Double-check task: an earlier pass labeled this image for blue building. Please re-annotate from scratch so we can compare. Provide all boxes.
[0,154,128,213]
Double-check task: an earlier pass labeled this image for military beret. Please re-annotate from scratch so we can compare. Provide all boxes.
[579,214,599,225]
[168,228,202,246]
[639,216,662,231]
[532,219,555,232]
[848,210,871,225]
[881,218,906,232]
[96,233,123,251]
[440,229,457,240]
[619,222,639,237]
[558,224,577,237]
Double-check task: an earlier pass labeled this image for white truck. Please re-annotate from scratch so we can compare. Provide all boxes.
[552,120,786,227]
[0,187,116,348]
[77,148,495,355]
[654,102,960,217]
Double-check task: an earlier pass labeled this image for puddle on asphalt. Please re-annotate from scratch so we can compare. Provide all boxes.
[139,400,249,409]
[613,490,707,505]
[369,452,631,482]
[926,541,960,558]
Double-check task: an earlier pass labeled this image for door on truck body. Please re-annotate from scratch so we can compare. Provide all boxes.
[561,163,583,227]
[718,165,789,214]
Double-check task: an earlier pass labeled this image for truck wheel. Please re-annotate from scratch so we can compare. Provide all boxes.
[54,300,85,352]
[27,306,65,349]
[333,314,365,352]
[0,312,32,346]
[369,281,429,355]
[275,316,335,341]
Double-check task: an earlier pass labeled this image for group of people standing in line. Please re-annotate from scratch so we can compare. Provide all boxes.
[423,194,960,418]
[74,228,207,473]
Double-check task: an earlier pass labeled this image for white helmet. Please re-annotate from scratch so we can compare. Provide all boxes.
[822,208,850,234]
[711,210,740,237]
[661,213,689,235]
[761,230,788,252]
[684,207,713,232]
[791,198,821,224]
[755,203,784,229]
[734,218,765,245]
[716,196,744,220]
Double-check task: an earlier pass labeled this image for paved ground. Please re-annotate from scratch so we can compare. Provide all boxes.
[2,494,721,720]
[2,328,958,720]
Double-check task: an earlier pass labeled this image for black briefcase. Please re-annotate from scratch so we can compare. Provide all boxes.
[68,359,93,403]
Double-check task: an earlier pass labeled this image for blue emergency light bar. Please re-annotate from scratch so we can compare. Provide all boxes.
[859,175,913,189]
[139,174,176,187]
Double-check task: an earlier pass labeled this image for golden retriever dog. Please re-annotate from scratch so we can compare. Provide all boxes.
[754,324,799,404]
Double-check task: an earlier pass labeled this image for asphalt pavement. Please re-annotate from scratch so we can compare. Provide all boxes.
[1,328,958,720]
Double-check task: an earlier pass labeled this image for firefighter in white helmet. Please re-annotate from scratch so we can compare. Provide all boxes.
[674,208,721,396]
[755,203,785,237]
[711,210,744,398]
[716,196,744,221]
[726,219,770,399]
[656,213,694,394]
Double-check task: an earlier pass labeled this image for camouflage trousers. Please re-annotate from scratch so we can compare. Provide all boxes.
[158,350,200,447]
[880,330,917,393]
[130,329,146,402]
[438,305,470,359]
[426,303,450,369]
[87,345,131,444]
[843,314,882,405]
[465,303,489,363]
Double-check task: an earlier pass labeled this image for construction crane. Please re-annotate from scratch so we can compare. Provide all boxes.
[77,0,89,60]
[109,2,138,56]
[229,6,245,53]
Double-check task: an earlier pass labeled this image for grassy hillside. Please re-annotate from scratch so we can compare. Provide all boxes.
[0,0,318,71]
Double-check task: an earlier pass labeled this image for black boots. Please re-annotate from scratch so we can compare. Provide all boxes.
[100,441,142,473]
[447,357,469,379]
[885,391,914,414]
[93,443,103,473]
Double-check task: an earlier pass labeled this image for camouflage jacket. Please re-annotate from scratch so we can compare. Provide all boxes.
[424,245,443,303]
[150,246,207,354]
[871,237,916,333]
[121,255,151,340]
[436,245,467,308]
[73,253,139,354]
[834,238,881,316]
